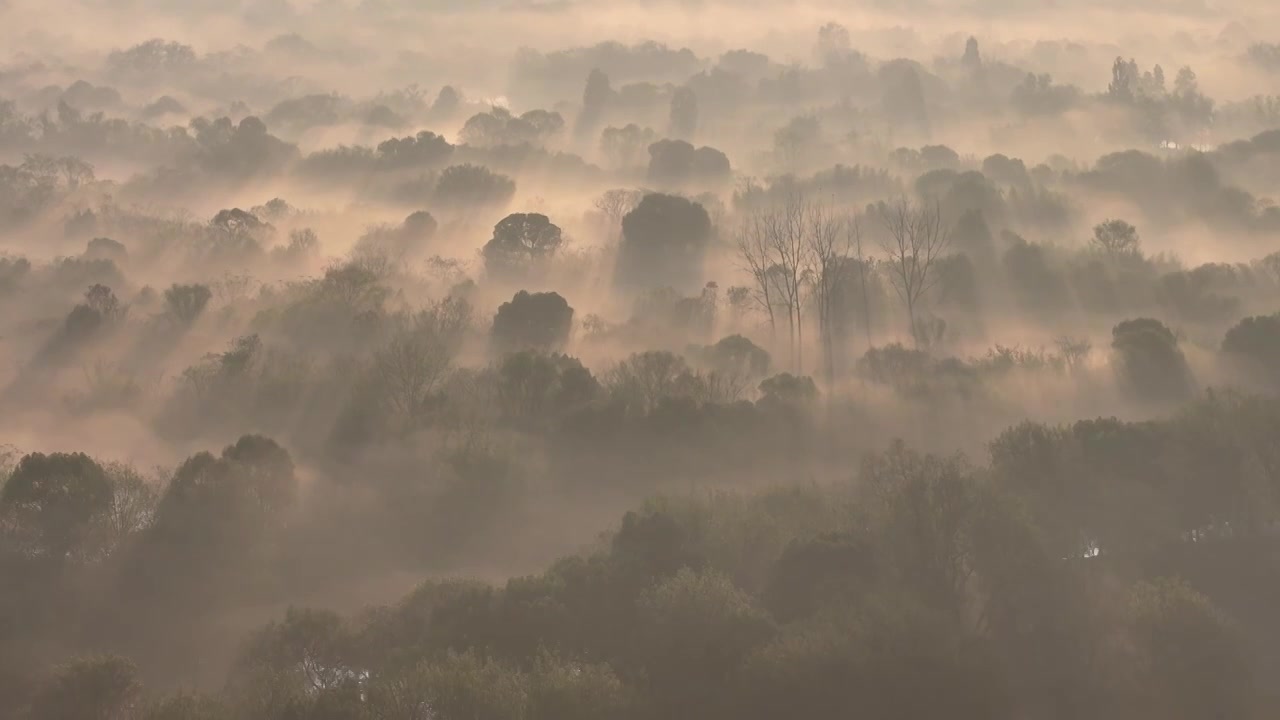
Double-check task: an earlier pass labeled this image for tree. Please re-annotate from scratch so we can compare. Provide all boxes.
[576,68,615,139]
[461,107,564,147]
[669,86,698,139]
[593,188,643,242]
[210,208,270,238]
[374,316,456,427]
[98,463,159,554]
[1091,219,1141,258]
[1126,579,1255,720]
[528,654,630,720]
[774,115,822,168]
[84,284,126,323]
[816,22,852,66]
[31,655,141,720]
[1108,57,1140,101]
[808,210,853,384]
[606,351,698,416]
[637,568,774,716]
[1111,318,1194,403]
[276,228,319,264]
[492,291,574,353]
[137,693,227,720]
[876,197,952,346]
[496,351,599,422]
[700,334,771,381]
[617,193,712,293]
[1,452,112,560]
[1222,312,1280,385]
[366,651,526,720]
[163,283,212,326]
[434,164,516,208]
[647,139,731,187]
[84,237,127,263]
[150,435,296,550]
[369,298,471,429]
[431,86,461,118]
[758,373,818,409]
[376,130,454,168]
[600,125,655,169]
[962,36,982,69]
[233,607,354,696]
[736,193,838,371]
[861,442,979,619]
[880,61,931,138]
[482,213,565,278]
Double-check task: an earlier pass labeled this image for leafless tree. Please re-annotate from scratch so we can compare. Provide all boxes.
[877,197,952,346]
[594,189,642,243]
[736,210,779,348]
[736,192,816,372]
[1055,336,1093,372]
[852,216,874,349]
[374,331,450,426]
[373,298,472,428]
[806,203,848,386]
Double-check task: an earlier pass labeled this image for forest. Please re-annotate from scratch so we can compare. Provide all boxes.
[3,0,1280,717]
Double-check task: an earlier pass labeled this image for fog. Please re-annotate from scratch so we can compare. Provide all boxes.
[2,0,1280,717]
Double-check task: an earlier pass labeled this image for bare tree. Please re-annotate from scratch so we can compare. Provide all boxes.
[877,197,952,346]
[594,189,642,243]
[1055,336,1093,372]
[374,330,451,426]
[373,298,471,428]
[771,195,811,372]
[735,192,816,371]
[735,210,780,349]
[852,216,874,349]
[806,203,848,386]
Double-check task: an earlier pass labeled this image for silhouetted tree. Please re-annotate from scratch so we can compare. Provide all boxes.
[434,164,516,207]
[1111,318,1194,403]
[31,655,140,720]
[492,291,574,352]
[1091,219,1141,258]
[876,197,952,346]
[669,86,698,140]
[163,283,212,326]
[1,452,111,561]
[482,213,565,278]
[576,68,615,139]
[1222,312,1280,385]
[617,193,712,293]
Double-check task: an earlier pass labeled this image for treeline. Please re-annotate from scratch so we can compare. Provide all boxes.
[5,389,1280,719]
